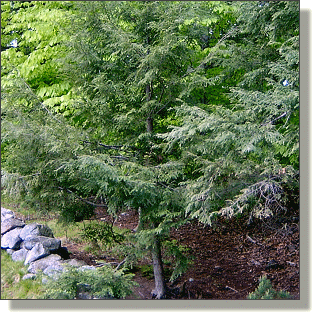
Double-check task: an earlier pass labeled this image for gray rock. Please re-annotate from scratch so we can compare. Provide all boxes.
[1,227,23,249]
[1,217,25,235]
[6,249,15,255]
[12,248,28,262]
[79,265,96,271]
[63,258,87,267]
[43,263,65,277]
[20,223,54,240]
[1,207,15,221]
[23,235,61,251]
[27,254,62,274]
[24,242,50,265]
[22,273,37,280]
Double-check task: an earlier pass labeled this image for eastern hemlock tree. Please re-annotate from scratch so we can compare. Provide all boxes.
[1,1,235,299]
[57,1,237,299]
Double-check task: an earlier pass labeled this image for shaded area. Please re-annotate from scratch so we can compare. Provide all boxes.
[64,208,299,300]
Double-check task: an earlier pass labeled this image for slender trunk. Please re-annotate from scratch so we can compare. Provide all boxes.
[146,81,165,298]
[146,83,153,133]
[151,235,166,299]
[144,25,166,298]
[146,116,153,133]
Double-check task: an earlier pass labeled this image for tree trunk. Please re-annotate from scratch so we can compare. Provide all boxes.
[146,116,153,133]
[151,235,166,299]
[144,27,165,297]
[132,207,142,232]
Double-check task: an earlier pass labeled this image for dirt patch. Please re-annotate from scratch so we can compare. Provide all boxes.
[169,219,299,299]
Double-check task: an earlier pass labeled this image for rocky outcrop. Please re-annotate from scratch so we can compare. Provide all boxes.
[22,235,61,251]
[1,208,15,221]
[1,227,23,249]
[1,207,95,285]
[26,253,63,273]
[1,217,25,235]
[12,248,28,262]
[24,242,51,265]
[20,223,54,240]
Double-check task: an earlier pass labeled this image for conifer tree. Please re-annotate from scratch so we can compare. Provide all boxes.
[2,0,234,298]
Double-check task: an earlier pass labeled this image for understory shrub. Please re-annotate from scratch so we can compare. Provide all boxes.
[81,221,125,250]
[247,275,292,299]
[59,200,95,223]
[41,265,137,299]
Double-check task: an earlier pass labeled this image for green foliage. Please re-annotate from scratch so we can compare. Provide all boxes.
[163,239,192,282]
[138,264,154,280]
[81,221,125,249]
[160,1,299,224]
[1,1,75,117]
[59,200,95,223]
[247,275,292,300]
[41,265,137,299]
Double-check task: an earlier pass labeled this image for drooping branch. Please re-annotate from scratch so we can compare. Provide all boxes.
[11,66,62,123]
[58,186,108,207]
[82,140,138,150]
[261,112,288,126]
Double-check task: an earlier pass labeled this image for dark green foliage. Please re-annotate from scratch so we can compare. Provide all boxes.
[163,239,192,282]
[247,275,292,300]
[138,265,154,280]
[81,221,125,248]
[41,265,137,299]
[59,201,95,223]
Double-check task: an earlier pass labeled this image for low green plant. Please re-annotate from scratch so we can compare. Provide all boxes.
[247,275,292,299]
[41,265,137,299]
[163,239,192,282]
[139,265,154,280]
[81,221,125,250]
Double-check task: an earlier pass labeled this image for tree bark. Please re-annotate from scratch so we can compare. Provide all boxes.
[151,235,166,299]
[146,116,153,133]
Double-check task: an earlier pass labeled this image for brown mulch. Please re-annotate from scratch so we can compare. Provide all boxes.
[65,207,299,300]
[169,219,299,299]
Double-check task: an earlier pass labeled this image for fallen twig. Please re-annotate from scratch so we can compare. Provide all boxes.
[115,258,126,271]
[225,285,238,293]
[246,235,262,246]
[246,235,256,244]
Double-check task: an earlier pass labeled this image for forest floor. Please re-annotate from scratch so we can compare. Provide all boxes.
[62,207,300,300]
